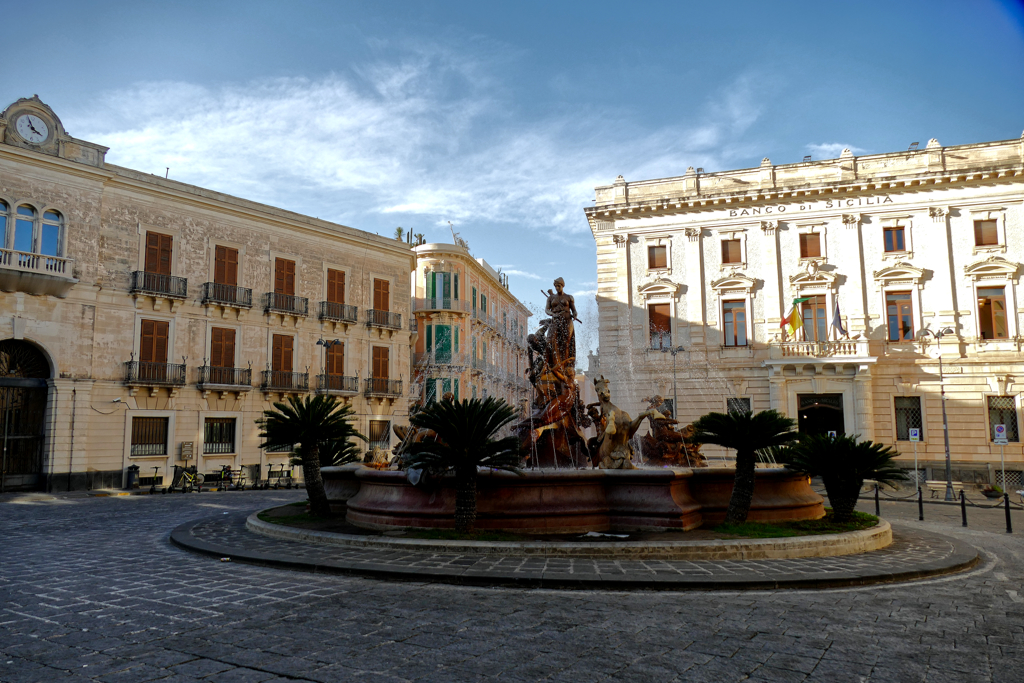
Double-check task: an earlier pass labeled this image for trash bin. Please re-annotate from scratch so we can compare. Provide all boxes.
[125,464,140,490]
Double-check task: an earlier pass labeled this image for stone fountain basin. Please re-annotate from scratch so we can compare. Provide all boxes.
[326,465,823,534]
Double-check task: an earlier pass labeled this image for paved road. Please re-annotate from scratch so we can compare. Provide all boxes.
[1,491,1022,683]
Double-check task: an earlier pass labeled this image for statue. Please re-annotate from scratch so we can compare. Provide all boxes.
[589,376,668,469]
[543,277,578,374]
[638,395,706,468]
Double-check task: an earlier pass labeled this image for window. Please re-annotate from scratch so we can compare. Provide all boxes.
[472,286,477,310]
[722,300,747,347]
[648,245,667,269]
[204,418,236,454]
[209,327,236,384]
[14,205,35,253]
[799,233,821,258]
[372,346,389,378]
[214,246,239,286]
[139,319,169,381]
[884,224,905,252]
[800,295,827,342]
[271,335,293,373]
[0,200,7,248]
[40,211,62,257]
[368,420,390,448]
[145,232,173,275]
[974,220,998,247]
[886,291,914,341]
[274,258,296,295]
[373,278,390,311]
[721,239,742,264]
[978,287,1008,340]
[727,397,751,415]
[327,269,345,304]
[987,396,1019,442]
[131,417,168,456]
[326,342,344,376]
[894,396,923,441]
[648,303,671,349]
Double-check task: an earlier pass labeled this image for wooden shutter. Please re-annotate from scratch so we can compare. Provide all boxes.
[214,246,238,286]
[210,328,235,368]
[372,346,389,378]
[275,259,295,295]
[272,334,293,372]
[373,279,389,311]
[327,343,345,376]
[327,269,345,304]
[139,320,169,363]
[145,232,173,275]
[648,304,670,335]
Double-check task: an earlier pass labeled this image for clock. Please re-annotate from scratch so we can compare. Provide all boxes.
[15,114,49,144]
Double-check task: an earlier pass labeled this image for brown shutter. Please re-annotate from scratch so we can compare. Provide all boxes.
[272,334,293,373]
[327,343,345,376]
[215,246,238,286]
[140,320,169,363]
[274,259,296,295]
[372,346,388,378]
[145,233,173,275]
[327,269,345,304]
[210,328,235,368]
[373,278,389,311]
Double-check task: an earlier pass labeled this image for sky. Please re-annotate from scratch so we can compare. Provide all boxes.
[3,0,1023,349]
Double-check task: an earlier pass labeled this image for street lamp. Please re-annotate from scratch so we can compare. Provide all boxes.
[918,327,956,501]
[660,345,686,419]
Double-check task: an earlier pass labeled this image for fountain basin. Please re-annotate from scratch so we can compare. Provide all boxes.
[334,466,823,533]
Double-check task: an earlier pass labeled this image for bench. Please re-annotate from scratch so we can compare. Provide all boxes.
[926,480,964,498]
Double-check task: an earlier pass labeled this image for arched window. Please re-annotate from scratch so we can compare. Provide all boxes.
[41,210,62,256]
[14,205,35,253]
[0,200,8,249]
[6,204,62,256]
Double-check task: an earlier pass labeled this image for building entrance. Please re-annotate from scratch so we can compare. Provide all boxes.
[797,393,844,436]
[0,340,50,492]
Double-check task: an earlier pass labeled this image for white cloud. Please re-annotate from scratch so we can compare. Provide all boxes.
[500,269,543,280]
[805,142,868,159]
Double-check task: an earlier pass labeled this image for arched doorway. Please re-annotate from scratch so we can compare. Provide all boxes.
[797,393,845,437]
[0,340,51,492]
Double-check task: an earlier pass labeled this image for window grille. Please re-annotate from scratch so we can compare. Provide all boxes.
[894,396,923,441]
[265,443,293,453]
[996,470,1023,490]
[987,396,1019,442]
[131,417,168,456]
[368,420,391,449]
[204,418,236,454]
[727,397,751,414]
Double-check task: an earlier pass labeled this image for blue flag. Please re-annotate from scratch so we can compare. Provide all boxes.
[831,299,848,338]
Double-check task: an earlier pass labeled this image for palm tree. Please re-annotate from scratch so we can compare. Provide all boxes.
[257,395,366,516]
[403,396,523,532]
[394,226,404,241]
[691,409,798,523]
[782,434,907,522]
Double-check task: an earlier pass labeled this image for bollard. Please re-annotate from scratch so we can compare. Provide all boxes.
[918,486,924,521]
[960,489,967,527]
[875,484,880,517]
[1006,493,1013,534]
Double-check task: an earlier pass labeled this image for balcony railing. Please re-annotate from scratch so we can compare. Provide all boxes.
[197,366,252,388]
[261,370,309,392]
[413,297,471,313]
[414,351,468,367]
[318,301,358,323]
[124,361,187,386]
[471,356,496,375]
[317,374,359,394]
[263,292,309,316]
[769,339,870,359]
[1,248,75,276]
[366,309,402,330]
[130,271,187,298]
[201,282,253,308]
[364,377,402,397]
[471,308,496,328]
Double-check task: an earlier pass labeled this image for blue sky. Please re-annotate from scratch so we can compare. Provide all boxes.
[3,0,1023,347]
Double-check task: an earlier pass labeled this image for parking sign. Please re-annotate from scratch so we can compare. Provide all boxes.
[994,424,1008,445]
[909,428,920,442]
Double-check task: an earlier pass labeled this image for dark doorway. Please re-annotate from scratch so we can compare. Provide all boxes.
[797,393,844,437]
[0,340,50,492]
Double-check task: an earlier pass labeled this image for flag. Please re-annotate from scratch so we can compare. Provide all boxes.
[831,299,848,338]
[787,306,803,338]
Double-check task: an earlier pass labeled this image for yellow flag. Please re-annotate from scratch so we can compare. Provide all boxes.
[787,306,803,338]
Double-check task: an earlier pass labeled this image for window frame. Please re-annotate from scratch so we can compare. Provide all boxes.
[203,417,237,455]
[977,286,1009,340]
[987,395,1020,443]
[648,302,672,350]
[722,299,748,347]
[968,207,1007,255]
[2,200,67,257]
[885,290,915,342]
[893,395,924,442]
[130,416,170,456]
[720,238,743,265]
[883,224,906,253]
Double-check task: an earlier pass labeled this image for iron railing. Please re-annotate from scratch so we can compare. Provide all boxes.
[413,297,471,313]
[201,282,253,308]
[364,378,402,397]
[130,271,187,298]
[366,309,402,330]
[318,301,358,323]
[124,361,187,386]
[317,373,359,393]
[260,370,309,392]
[197,366,252,388]
[263,292,309,316]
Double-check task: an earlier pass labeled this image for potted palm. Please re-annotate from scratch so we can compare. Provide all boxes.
[403,396,523,532]
[690,409,798,524]
[782,433,908,522]
[982,483,1003,499]
[256,395,366,517]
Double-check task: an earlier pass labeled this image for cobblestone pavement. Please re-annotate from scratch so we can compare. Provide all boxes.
[2,491,1022,683]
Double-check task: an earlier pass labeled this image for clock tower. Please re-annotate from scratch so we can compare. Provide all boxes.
[0,95,108,168]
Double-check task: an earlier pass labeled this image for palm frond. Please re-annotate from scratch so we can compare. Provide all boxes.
[690,409,798,453]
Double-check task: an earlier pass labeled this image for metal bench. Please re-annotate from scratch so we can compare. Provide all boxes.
[926,480,965,498]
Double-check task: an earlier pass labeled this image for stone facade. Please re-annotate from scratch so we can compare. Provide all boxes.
[0,96,414,491]
[587,135,1024,488]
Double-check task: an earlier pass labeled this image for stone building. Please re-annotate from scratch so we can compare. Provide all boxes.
[0,96,413,491]
[587,134,1024,488]
[410,241,531,412]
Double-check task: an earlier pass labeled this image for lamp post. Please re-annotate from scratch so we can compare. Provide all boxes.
[660,345,686,419]
[918,327,956,501]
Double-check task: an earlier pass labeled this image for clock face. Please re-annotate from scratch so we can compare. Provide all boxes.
[16,114,49,144]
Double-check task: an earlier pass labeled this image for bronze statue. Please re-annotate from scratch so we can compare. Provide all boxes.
[543,277,578,374]
[638,395,706,467]
[589,376,667,469]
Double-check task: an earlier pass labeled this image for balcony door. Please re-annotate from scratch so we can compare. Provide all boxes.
[373,278,390,312]
[272,334,294,387]
[139,320,169,381]
[327,269,345,304]
[326,343,344,376]
[800,295,828,342]
[210,327,235,384]
[145,233,172,275]
[274,259,295,296]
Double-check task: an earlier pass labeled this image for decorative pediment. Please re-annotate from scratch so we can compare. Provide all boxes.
[964,256,1019,281]
[789,264,837,288]
[637,278,682,298]
[872,261,926,289]
[710,274,757,293]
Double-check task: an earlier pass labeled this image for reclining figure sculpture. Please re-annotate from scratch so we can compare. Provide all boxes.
[638,395,707,468]
[588,376,668,469]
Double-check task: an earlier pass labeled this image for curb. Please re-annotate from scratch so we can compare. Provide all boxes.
[245,512,894,560]
[170,514,980,591]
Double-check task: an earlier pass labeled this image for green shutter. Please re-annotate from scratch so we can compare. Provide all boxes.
[454,327,459,353]
[472,287,477,309]
[453,378,459,402]
[454,274,459,300]
[425,325,433,352]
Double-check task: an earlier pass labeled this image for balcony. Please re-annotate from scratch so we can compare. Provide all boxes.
[316,373,359,395]
[318,301,358,325]
[260,370,309,394]
[263,292,309,325]
[0,248,77,298]
[124,360,186,396]
[197,365,252,397]
[471,356,496,375]
[130,271,187,311]
[414,351,468,368]
[201,282,253,313]
[367,309,402,336]
[471,308,497,328]
[364,377,402,399]
[768,339,871,360]
[413,297,470,314]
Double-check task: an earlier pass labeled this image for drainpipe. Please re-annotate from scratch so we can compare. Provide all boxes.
[67,387,76,492]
